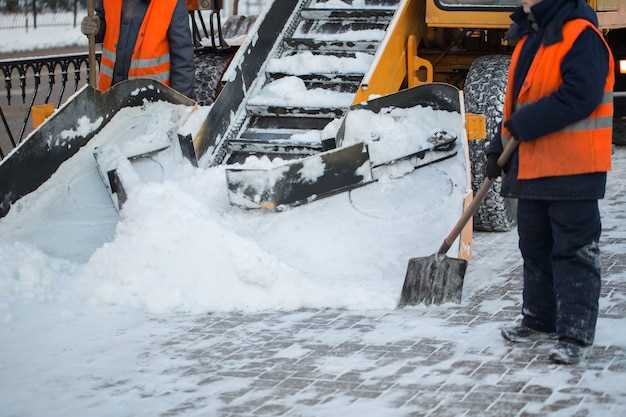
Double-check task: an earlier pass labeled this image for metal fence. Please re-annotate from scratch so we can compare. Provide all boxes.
[0,52,96,158]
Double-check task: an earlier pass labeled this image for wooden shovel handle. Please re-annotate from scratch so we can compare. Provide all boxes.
[87,0,97,88]
[437,139,519,256]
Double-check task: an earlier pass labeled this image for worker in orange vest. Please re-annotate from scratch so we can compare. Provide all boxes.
[486,0,614,365]
[81,0,195,98]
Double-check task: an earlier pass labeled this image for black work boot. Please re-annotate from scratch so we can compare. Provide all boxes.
[501,324,556,344]
[549,338,589,365]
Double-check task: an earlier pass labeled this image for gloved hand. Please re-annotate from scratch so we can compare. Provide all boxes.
[81,15,100,36]
[485,154,502,179]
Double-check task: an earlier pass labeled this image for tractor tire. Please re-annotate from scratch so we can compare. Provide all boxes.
[464,55,517,232]
[193,15,256,106]
[193,51,236,106]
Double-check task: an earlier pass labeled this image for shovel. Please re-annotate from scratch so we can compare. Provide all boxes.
[399,139,519,306]
[87,0,97,88]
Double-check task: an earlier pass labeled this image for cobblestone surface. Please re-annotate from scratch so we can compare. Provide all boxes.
[89,149,626,417]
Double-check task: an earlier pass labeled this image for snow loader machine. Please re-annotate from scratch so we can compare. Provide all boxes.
[1,0,624,271]
[178,0,625,248]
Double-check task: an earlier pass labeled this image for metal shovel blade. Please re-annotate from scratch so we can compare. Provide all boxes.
[399,254,467,307]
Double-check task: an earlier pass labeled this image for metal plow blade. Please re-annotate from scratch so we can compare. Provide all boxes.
[0,79,194,219]
[226,142,373,209]
[399,254,467,306]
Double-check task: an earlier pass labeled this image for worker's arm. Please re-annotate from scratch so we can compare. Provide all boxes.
[487,124,504,156]
[94,0,105,43]
[505,29,610,141]
[80,0,105,43]
[168,0,195,98]
[485,124,504,178]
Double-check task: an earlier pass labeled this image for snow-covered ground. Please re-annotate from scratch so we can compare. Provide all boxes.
[0,14,87,53]
[1,97,625,416]
[0,10,81,30]
[0,1,267,54]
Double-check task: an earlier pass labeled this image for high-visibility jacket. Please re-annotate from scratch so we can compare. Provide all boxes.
[502,18,615,180]
[98,0,178,91]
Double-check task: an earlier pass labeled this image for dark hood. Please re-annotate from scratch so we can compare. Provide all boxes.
[507,0,599,45]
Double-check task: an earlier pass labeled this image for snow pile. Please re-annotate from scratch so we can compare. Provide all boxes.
[229,154,287,169]
[0,100,469,314]
[266,51,374,75]
[295,28,387,41]
[311,0,397,8]
[80,179,339,313]
[342,106,463,164]
[248,76,354,108]
[0,242,78,303]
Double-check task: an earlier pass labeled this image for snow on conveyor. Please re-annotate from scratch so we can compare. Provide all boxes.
[0,101,467,314]
[266,52,375,75]
[248,76,355,108]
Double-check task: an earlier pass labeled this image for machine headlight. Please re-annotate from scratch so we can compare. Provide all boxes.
[621,59,626,75]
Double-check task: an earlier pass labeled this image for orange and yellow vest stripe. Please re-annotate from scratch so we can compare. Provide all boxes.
[98,0,177,91]
[502,19,615,180]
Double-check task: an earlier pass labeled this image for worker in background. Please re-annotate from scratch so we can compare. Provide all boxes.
[80,0,195,98]
[486,0,614,365]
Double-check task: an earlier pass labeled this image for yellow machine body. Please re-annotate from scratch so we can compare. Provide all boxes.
[354,0,625,260]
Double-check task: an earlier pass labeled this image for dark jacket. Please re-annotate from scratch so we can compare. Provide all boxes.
[487,0,610,200]
[95,0,195,98]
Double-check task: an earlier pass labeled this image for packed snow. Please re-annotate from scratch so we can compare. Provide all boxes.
[266,51,374,75]
[248,76,354,108]
[294,28,387,41]
[58,115,103,141]
[342,106,463,165]
[311,0,398,8]
[0,100,468,313]
[2,98,626,417]
[230,154,288,169]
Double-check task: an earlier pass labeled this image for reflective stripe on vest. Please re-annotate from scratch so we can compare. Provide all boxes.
[128,72,170,82]
[130,53,170,69]
[127,53,171,84]
[98,0,176,91]
[503,92,613,138]
[501,19,615,179]
[99,47,116,80]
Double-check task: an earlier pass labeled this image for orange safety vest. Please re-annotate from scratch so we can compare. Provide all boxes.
[502,19,615,180]
[98,0,178,91]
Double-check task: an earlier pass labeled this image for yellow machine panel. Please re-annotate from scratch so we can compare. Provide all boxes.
[425,0,513,29]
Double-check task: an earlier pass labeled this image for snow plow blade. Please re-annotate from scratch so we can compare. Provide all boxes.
[226,143,373,209]
[0,79,194,218]
[226,83,462,210]
[342,82,462,130]
[339,83,462,173]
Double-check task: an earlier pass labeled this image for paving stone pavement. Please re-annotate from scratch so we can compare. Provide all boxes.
[96,149,626,417]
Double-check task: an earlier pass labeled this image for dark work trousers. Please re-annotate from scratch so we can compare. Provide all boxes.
[517,199,602,345]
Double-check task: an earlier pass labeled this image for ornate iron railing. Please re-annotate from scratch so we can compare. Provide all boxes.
[0,52,98,159]
[190,8,229,49]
